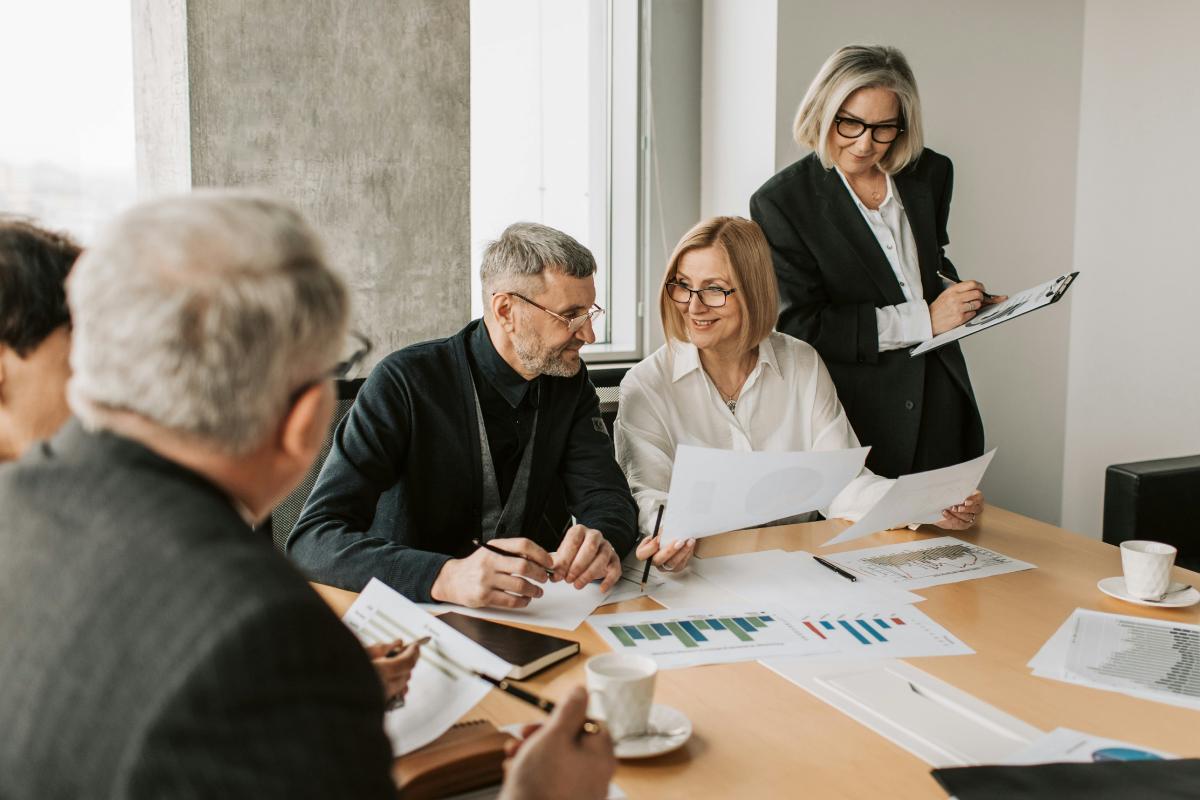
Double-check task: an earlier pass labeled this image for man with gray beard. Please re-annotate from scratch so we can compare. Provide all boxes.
[289,222,637,609]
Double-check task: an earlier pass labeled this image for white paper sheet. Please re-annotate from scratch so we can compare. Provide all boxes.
[910,272,1077,356]
[761,659,1041,767]
[659,445,869,543]
[601,553,666,606]
[419,578,612,632]
[343,579,513,755]
[1002,727,1175,765]
[822,450,996,547]
[824,536,1035,589]
[1029,609,1200,711]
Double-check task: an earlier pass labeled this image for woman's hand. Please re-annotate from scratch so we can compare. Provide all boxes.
[934,490,984,531]
[930,281,1007,335]
[366,638,422,710]
[636,533,696,574]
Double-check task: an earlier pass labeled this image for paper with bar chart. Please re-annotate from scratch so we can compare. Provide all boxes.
[344,579,513,755]
[1029,609,1200,711]
[590,604,972,669]
[824,536,1035,589]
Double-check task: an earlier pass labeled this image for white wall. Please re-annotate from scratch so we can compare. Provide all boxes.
[699,0,777,218]
[1061,0,1200,536]
[771,0,1085,525]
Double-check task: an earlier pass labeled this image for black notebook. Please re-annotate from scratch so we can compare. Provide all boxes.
[437,612,580,680]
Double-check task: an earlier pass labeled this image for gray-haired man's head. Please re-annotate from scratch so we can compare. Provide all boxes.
[67,191,349,456]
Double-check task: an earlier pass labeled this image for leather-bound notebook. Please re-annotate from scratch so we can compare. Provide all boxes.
[438,612,580,679]
[392,718,512,800]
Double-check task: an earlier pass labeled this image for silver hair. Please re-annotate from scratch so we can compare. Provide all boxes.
[66,191,349,454]
[479,222,596,308]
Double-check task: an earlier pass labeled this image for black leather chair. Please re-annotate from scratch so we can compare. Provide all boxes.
[260,378,364,552]
[1103,454,1200,572]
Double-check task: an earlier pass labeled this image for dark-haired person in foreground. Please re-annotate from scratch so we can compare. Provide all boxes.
[0,194,614,799]
[0,218,79,461]
[289,222,638,607]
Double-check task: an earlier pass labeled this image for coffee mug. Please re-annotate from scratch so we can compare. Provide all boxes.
[1120,540,1176,599]
[585,653,657,740]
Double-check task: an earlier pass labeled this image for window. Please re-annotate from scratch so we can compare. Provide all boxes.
[470,0,640,358]
[0,1,136,242]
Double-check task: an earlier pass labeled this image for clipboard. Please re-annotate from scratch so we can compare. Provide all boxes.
[910,271,1079,357]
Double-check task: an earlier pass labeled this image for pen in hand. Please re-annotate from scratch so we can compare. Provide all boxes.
[937,270,998,301]
[813,555,857,583]
[640,505,665,592]
[472,538,556,578]
[474,672,602,735]
[385,635,431,659]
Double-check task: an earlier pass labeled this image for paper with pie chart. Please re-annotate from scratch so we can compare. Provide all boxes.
[659,445,869,543]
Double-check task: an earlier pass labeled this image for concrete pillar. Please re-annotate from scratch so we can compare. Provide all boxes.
[132,0,471,366]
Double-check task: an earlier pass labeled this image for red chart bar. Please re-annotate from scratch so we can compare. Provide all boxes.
[803,621,827,639]
[891,617,906,626]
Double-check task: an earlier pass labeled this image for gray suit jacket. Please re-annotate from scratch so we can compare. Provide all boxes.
[0,421,396,798]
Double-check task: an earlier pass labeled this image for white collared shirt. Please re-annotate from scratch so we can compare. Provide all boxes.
[835,167,933,350]
[613,332,893,535]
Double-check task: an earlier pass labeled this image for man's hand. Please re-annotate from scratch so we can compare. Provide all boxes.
[364,639,421,709]
[552,524,621,591]
[636,533,696,574]
[430,538,554,608]
[498,687,615,800]
[930,281,1007,335]
[934,490,984,531]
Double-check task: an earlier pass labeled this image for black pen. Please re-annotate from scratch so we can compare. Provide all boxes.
[813,556,857,583]
[640,505,665,592]
[475,672,601,735]
[472,538,555,577]
[937,270,997,301]
[385,635,431,658]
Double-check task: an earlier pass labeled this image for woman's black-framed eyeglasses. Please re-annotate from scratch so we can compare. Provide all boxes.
[288,330,373,406]
[500,292,605,334]
[834,116,905,144]
[665,281,737,309]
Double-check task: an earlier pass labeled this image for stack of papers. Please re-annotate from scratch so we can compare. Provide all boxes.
[1029,609,1200,711]
[1002,727,1176,764]
[823,536,1036,589]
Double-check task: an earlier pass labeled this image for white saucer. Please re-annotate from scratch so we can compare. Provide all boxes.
[613,704,692,760]
[1097,576,1200,608]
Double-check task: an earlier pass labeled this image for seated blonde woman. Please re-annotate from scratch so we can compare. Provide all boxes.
[614,217,983,572]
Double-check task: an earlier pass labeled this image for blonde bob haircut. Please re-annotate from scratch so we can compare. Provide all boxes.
[793,44,924,175]
[660,216,778,355]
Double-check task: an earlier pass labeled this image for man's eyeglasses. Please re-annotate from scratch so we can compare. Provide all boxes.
[288,330,373,406]
[502,292,605,334]
[665,281,737,309]
[834,116,905,144]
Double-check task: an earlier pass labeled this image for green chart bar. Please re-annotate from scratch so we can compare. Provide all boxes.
[637,624,661,640]
[665,621,699,648]
[748,617,767,628]
[609,626,636,647]
[718,618,753,642]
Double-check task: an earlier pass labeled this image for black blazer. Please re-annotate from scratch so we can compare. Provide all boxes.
[750,148,983,477]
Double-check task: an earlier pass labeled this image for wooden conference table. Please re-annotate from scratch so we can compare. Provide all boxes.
[314,507,1200,799]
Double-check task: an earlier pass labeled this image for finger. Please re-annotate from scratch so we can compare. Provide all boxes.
[543,686,589,736]
[572,549,613,589]
[651,538,683,567]
[395,642,422,667]
[504,739,521,758]
[935,510,968,530]
[517,723,542,740]
[497,554,549,584]
[597,553,622,593]
[493,537,556,573]
[635,536,661,560]
[567,531,603,582]
[664,539,695,571]
[552,526,585,577]
[954,280,983,293]
[486,589,532,609]
[494,573,544,599]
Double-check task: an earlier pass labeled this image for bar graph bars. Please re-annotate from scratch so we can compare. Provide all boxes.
[609,614,777,649]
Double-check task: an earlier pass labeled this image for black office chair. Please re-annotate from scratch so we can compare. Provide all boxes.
[260,378,364,552]
[589,365,630,435]
[1103,454,1200,572]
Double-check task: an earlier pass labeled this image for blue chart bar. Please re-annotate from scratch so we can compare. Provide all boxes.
[625,626,645,640]
[838,620,871,645]
[760,616,774,622]
[875,619,891,629]
[707,619,727,631]
[679,620,708,642]
[734,618,757,633]
[821,620,835,631]
[856,620,887,643]
[651,623,671,636]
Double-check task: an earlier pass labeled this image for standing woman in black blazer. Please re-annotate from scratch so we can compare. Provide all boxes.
[751,45,1003,500]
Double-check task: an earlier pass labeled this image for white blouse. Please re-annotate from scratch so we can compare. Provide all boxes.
[614,332,894,537]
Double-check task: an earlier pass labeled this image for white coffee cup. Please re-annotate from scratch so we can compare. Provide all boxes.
[1120,540,1177,599]
[585,653,657,740]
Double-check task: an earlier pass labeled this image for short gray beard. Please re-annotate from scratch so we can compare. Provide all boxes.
[512,328,582,378]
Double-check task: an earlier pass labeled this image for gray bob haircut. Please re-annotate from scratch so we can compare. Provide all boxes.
[793,44,925,175]
[479,222,596,304]
[67,191,349,454]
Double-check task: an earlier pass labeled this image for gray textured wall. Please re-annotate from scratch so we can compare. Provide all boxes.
[137,0,471,367]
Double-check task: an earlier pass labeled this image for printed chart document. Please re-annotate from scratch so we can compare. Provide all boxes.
[344,579,512,755]
[420,578,612,632]
[1002,727,1175,765]
[1029,609,1200,711]
[823,450,996,547]
[824,536,1035,589]
[910,272,1078,356]
[659,445,869,543]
